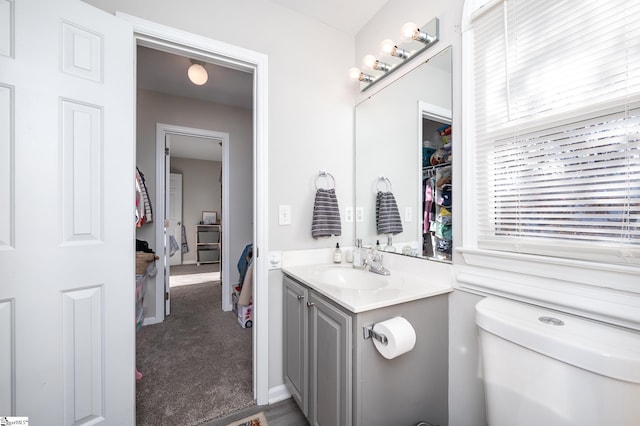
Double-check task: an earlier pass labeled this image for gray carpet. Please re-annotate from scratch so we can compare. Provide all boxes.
[136,277,254,425]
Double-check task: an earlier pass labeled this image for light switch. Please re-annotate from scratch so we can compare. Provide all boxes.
[345,207,354,223]
[278,205,291,225]
[405,207,413,222]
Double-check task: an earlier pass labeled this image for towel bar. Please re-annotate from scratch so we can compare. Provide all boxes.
[376,176,393,192]
[315,170,336,190]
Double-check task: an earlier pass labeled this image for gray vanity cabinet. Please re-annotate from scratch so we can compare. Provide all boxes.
[284,273,448,426]
[283,275,352,426]
[283,276,308,414]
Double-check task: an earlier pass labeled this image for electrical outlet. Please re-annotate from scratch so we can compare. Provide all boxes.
[278,205,291,225]
[345,207,353,222]
[355,207,364,223]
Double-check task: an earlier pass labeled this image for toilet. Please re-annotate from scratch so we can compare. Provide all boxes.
[476,297,640,426]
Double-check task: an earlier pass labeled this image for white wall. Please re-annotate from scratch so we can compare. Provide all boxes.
[170,157,222,265]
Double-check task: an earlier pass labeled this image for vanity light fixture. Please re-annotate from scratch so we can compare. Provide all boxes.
[363,54,392,72]
[400,22,436,44]
[349,67,375,83]
[187,61,208,85]
[350,17,439,91]
[380,39,410,59]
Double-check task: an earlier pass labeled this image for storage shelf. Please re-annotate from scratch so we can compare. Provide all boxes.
[196,224,221,265]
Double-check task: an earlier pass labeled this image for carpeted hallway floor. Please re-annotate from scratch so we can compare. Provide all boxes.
[136,267,254,426]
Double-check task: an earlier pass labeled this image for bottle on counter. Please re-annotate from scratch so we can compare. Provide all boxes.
[333,243,342,263]
[352,238,365,269]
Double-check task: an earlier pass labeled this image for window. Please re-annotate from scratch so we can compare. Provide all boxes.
[466,0,640,266]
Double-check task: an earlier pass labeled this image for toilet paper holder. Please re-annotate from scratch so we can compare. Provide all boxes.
[363,324,388,345]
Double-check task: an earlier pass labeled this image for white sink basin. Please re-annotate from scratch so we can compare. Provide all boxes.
[283,262,453,313]
[314,265,399,290]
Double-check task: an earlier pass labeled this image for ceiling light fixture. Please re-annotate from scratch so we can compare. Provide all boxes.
[188,61,208,85]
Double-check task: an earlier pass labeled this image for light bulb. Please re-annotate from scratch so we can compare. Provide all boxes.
[380,39,395,55]
[363,54,377,70]
[188,63,208,85]
[349,67,362,80]
[380,38,410,59]
[401,22,419,41]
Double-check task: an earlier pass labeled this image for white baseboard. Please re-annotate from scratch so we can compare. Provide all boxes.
[268,384,291,405]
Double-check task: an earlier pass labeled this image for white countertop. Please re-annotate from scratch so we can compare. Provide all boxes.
[282,263,452,313]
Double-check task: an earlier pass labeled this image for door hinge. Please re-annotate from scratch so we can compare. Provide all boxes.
[165,291,169,301]
[165,147,170,156]
[256,246,259,258]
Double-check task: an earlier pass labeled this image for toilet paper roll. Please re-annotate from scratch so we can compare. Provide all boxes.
[372,316,416,359]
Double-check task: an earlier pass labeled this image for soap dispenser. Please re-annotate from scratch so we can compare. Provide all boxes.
[352,238,365,269]
[333,243,342,263]
[384,235,396,252]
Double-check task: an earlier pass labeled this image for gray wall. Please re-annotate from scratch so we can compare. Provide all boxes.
[170,157,222,265]
[135,88,252,319]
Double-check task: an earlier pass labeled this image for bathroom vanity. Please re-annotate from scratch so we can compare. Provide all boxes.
[283,264,450,426]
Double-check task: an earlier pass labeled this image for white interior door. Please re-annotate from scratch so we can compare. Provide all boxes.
[168,172,183,267]
[0,0,134,424]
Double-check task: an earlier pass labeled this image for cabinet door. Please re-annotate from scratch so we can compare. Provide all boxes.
[308,292,352,426]
[283,276,308,415]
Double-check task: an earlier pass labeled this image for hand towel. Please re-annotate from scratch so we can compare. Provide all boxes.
[311,188,342,238]
[376,191,403,235]
[169,235,179,257]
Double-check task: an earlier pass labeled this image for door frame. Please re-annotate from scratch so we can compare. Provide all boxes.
[156,124,230,318]
[121,13,270,405]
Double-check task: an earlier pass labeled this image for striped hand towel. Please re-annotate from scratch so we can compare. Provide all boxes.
[376,191,403,235]
[312,188,342,238]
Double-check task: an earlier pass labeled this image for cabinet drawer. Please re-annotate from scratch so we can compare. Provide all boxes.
[198,230,220,243]
[198,248,220,262]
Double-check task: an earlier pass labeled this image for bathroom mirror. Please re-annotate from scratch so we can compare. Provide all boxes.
[354,46,452,260]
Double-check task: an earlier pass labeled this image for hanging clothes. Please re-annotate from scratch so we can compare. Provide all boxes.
[181,224,189,254]
[135,167,153,227]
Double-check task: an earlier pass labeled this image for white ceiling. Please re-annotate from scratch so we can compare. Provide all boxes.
[138,1,389,161]
[268,0,389,35]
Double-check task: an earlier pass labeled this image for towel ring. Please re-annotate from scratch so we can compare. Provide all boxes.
[376,176,392,192]
[315,170,336,190]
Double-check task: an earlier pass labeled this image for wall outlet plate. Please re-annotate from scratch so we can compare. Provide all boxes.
[278,205,291,225]
[345,207,354,222]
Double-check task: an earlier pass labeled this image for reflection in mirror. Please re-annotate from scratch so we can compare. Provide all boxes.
[354,46,452,261]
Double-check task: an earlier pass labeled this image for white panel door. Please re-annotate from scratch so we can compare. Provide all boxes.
[0,0,134,424]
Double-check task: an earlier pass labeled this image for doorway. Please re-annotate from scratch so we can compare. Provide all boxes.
[122,11,270,410]
[156,124,232,317]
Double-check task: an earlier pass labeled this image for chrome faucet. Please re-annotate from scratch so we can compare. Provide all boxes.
[363,250,390,276]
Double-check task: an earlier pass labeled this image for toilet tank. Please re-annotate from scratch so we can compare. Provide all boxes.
[476,297,640,426]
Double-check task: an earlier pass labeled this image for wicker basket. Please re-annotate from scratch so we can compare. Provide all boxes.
[136,252,156,275]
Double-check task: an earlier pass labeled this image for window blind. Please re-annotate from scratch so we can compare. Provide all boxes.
[471,0,640,265]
